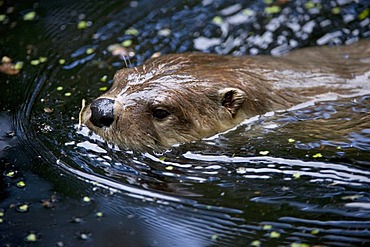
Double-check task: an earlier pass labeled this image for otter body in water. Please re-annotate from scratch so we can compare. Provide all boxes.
[82,40,370,151]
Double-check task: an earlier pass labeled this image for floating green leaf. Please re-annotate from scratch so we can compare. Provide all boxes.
[26,233,37,242]
[18,204,29,212]
[269,231,280,238]
[293,172,301,179]
[332,7,341,15]
[358,8,369,21]
[242,9,254,16]
[30,60,40,66]
[17,181,26,188]
[212,16,223,25]
[311,228,320,234]
[291,243,310,247]
[23,11,36,21]
[77,20,87,29]
[121,40,133,47]
[263,224,272,230]
[265,6,281,14]
[6,171,15,177]
[83,196,91,203]
[14,62,24,70]
[304,1,315,9]
[251,240,261,247]
[86,48,95,54]
[39,57,48,63]
[125,28,139,36]
[100,75,108,82]
[312,153,323,158]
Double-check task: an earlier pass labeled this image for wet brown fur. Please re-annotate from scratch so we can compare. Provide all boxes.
[83,40,370,151]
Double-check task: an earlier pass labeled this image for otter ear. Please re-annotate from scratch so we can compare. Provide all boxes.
[219,88,246,117]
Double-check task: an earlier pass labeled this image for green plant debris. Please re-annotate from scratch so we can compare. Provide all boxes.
[288,138,295,143]
[212,16,223,25]
[265,6,281,14]
[304,1,315,9]
[159,156,166,161]
[30,60,40,66]
[263,0,273,4]
[251,240,261,247]
[242,9,254,16]
[26,233,37,242]
[6,171,15,177]
[0,15,6,22]
[100,75,108,82]
[291,243,310,247]
[99,86,108,91]
[83,196,91,203]
[14,61,24,70]
[293,172,301,179]
[56,86,63,91]
[23,11,36,21]
[86,48,95,54]
[263,224,272,230]
[311,228,320,234]
[312,153,323,158]
[0,211,4,217]
[77,20,87,29]
[211,234,218,240]
[358,8,369,20]
[96,212,103,217]
[121,40,133,47]
[125,28,139,36]
[17,181,26,188]
[64,92,72,97]
[39,57,47,63]
[259,150,269,155]
[18,204,29,212]
[332,7,341,15]
[165,166,173,171]
[269,231,281,238]
[58,59,66,65]
[0,218,3,223]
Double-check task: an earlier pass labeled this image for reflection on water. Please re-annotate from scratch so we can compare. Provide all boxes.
[70,94,370,245]
[1,0,370,246]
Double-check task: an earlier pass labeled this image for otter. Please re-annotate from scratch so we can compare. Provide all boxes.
[82,40,370,152]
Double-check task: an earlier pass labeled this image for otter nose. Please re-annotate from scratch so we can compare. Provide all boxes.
[89,98,115,128]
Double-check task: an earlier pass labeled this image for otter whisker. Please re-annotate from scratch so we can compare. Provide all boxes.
[78,99,86,130]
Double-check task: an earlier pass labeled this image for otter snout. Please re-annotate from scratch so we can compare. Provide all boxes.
[89,98,115,128]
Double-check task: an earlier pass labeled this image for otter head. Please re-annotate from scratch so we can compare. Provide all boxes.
[82,53,250,152]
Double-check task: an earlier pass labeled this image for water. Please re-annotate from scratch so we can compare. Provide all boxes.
[1,0,370,246]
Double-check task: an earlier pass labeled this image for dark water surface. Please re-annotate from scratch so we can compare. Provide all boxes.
[1,0,370,246]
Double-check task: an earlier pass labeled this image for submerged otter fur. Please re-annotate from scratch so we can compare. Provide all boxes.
[82,40,370,152]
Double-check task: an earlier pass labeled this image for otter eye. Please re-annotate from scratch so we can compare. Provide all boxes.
[152,108,170,120]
